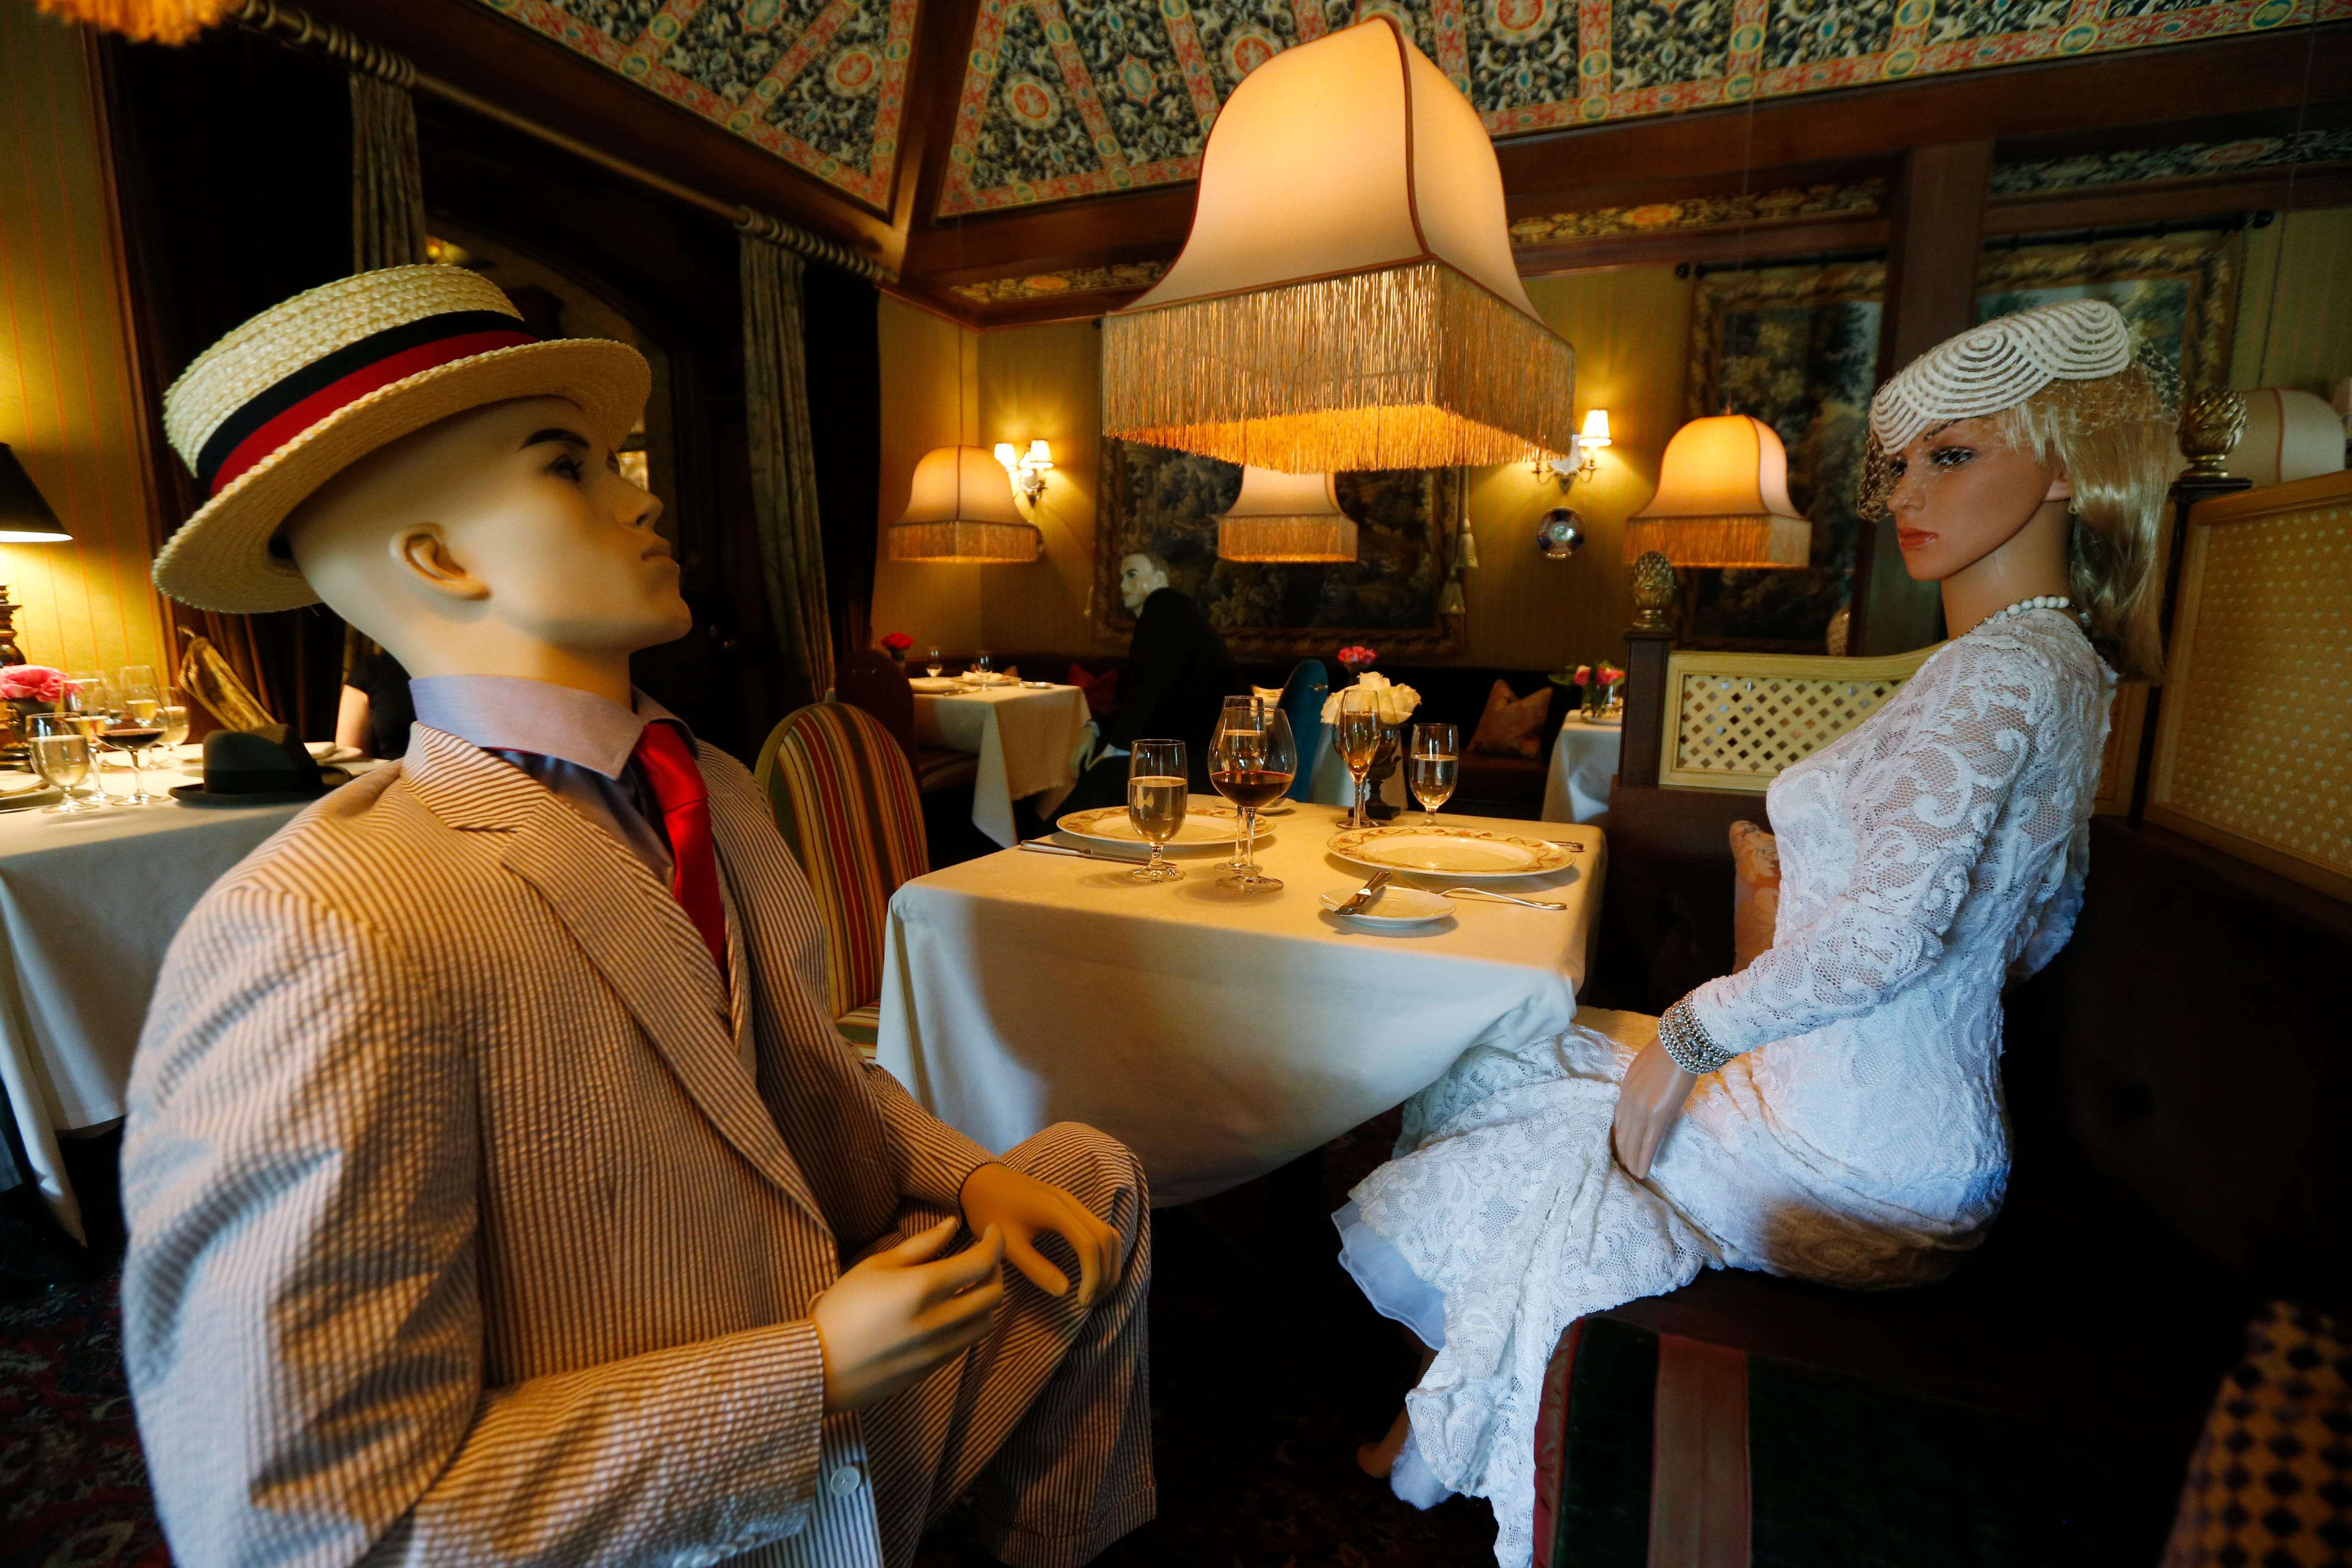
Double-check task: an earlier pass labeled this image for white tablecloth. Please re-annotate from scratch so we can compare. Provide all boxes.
[1541,716,1625,824]
[913,684,1092,847]
[875,810,1606,1205]
[0,754,382,1238]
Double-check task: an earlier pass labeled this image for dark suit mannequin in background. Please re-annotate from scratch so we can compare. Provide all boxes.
[1063,552,1240,811]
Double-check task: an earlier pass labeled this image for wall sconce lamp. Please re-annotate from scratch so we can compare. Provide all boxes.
[1537,409,1613,489]
[993,439,1055,504]
[0,443,76,667]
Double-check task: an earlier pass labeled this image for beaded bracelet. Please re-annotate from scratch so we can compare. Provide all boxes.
[1657,997,1734,1076]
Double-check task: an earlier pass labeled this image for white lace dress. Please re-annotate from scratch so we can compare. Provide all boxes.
[1338,610,2115,1567]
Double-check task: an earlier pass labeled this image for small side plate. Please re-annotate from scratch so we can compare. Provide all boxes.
[1318,885,1455,928]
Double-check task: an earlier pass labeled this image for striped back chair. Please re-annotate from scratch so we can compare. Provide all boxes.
[752,702,928,1056]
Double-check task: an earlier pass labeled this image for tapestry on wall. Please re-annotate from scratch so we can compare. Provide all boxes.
[1094,440,1462,658]
[1688,263,1885,649]
[1685,229,2242,646]
[469,0,918,211]
[936,0,2342,216]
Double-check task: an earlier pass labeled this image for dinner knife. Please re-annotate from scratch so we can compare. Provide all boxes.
[1334,868,1394,915]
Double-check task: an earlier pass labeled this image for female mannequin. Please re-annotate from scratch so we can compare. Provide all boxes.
[1337,299,2173,1567]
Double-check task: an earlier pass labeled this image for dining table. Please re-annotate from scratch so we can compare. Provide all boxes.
[909,677,1093,847]
[874,807,1606,1205]
[1541,713,1625,824]
[0,745,382,1239]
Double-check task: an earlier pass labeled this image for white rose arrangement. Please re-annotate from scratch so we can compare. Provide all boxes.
[1321,671,1422,726]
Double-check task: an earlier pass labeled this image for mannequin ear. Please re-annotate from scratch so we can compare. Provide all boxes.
[392,525,490,602]
[2044,473,2075,504]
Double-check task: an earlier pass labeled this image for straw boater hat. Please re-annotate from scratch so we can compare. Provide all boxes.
[154,265,649,614]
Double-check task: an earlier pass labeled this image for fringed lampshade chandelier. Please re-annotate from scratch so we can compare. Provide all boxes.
[1101,18,1577,474]
[34,0,235,43]
[887,446,1043,564]
[1624,414,1811,568]
[1215,467,1357,563]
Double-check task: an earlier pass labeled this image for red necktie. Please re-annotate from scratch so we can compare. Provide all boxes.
[631,721,729,988]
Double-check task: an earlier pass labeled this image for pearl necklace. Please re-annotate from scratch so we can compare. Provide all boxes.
[1977,593,2073,630]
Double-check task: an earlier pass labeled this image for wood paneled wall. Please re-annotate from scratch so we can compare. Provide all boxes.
[0,9,167,681]
[2232,207,2352,397]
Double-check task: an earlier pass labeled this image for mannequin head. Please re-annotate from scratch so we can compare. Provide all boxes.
[285,394,687,701]
[1118,552,1172,614]
[1868,301,2171,679]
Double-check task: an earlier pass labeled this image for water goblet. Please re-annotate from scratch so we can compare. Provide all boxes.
[1125,739,1187,883]
[1408,722,1457,827]
[925,648,944,679]
[28,717,98,814]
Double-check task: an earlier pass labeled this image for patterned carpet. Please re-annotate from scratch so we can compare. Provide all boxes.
[2,1111,1498,1568]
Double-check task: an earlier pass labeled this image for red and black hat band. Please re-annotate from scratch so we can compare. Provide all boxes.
[194,309,538,497]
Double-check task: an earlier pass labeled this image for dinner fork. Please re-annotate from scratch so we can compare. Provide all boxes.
[1436,887,1565,910]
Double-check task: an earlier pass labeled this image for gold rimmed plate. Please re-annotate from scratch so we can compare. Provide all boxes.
[1327,825,1575,879]
[1058,798,1271,853]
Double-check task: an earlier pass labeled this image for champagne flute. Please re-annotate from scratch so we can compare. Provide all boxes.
[59,680,115,804]
[1408,722,1458,828]
[1125,739,1187,883]
[1335,686,1383,831]
[1210,696,1296,893]
[28,716,97,814]
[925,647,944,679]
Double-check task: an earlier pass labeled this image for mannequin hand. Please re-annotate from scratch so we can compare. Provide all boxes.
[1610,1039,1698,1181]
[812,1218,1004,1414]
[960,1162,1122,1307]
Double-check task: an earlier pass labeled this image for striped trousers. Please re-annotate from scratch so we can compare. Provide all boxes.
[866,1122,1155,1568]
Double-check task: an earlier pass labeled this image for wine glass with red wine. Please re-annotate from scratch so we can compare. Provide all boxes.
[1209,695,1296,893]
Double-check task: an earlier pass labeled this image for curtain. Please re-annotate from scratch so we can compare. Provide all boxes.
[348,66,426,270]
[741,231,836,709]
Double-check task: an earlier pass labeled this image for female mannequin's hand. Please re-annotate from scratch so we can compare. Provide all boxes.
[1610,1040,1698,1181]
[813,1219,1004,1413]
[960,1162,1122,1306]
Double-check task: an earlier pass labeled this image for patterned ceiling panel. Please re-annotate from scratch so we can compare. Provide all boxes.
[937,0,2346,216]
[475,0,918,211]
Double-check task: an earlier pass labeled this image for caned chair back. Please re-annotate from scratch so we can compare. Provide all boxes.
[835,647,920,762]
[1657,645,1940,794]
[753,702,928,1021]
[2146,470,2352,902]
[1279,659,1329,800]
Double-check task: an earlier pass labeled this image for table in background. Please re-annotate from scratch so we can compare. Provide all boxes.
[0,753,382,1239]
[1542,715,1625,824]
[875,810,1605,1205]
[911,682,1092,848]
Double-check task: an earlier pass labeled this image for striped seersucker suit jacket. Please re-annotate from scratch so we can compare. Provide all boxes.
[120,725,1152,1568]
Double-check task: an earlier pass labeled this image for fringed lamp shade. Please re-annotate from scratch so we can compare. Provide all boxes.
[33,0,234,43]
[1101,18,1576,474]
[887,446,1042,564]
[1624,414,1811,568]
[1216,467,1357,563]
[0,446,71,544]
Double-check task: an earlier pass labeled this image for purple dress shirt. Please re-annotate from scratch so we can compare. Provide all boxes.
[408,676,686,883]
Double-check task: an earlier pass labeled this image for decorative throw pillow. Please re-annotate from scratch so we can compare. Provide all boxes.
[1468,679,1549,759]
[1068,663,1119,718]
[1730,821,1780,972]
[1252,684,1287,706]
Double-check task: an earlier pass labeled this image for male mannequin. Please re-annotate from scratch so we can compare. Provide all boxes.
[1065,551,1237,808]
[122,268,1152,1568]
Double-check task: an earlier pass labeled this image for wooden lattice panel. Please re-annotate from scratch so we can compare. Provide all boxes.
[2150,472,2352,901]
[1660,647,1941,794]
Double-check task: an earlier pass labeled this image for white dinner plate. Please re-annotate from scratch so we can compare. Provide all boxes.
[1326,825,1575,878]
[1574,713,1623,727]
[1057,798,1270,853]
[1318,885,1454,928]
[908,676,962,693]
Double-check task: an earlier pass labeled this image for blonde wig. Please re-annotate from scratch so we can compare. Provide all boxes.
[1864,300,2176,683]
